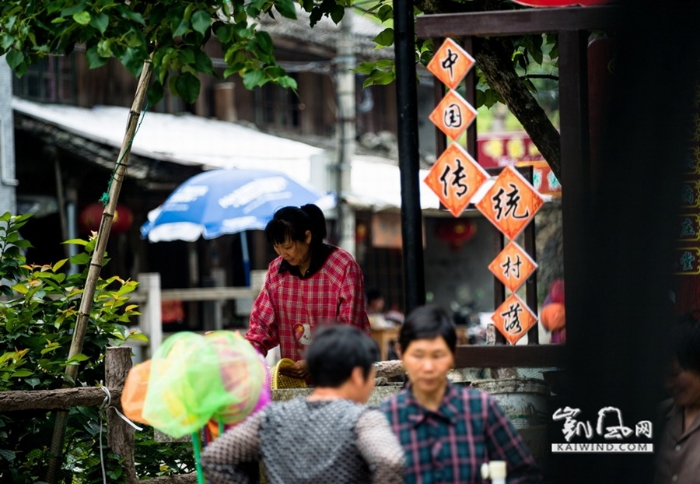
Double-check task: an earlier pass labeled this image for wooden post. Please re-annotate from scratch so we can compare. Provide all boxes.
[138,272,163,359]
[106,347,137,483]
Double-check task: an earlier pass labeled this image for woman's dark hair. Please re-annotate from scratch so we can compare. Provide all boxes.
[264,204,326,248]
[672,311,700,373]
[399,305,457,355]
[306,325,379,387]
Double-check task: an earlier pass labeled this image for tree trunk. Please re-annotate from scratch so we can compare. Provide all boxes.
[106,347,137,484]
[0,386,119,412]
[475,36,562,178]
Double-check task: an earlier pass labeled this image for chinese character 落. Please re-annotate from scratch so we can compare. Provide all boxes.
[596,407,633,440]
[439,159,468,198]
[502,303,523,334]
[492,183,530,220]
[500,255,522,279]
[441,48,459,80]
[444,103,463,129]
[553,407,594,442]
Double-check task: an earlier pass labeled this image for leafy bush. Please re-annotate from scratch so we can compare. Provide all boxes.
[0,213,193,482]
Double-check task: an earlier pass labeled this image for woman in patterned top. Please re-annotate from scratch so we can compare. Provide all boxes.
[380,305,542,483]
[201,325,405,484]
[245,204,370,378]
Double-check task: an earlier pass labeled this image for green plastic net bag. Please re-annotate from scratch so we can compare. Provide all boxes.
[142,331,266,438]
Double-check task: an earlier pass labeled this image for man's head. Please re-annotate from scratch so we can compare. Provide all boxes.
[366,288,385,314]
[306,325,379,403]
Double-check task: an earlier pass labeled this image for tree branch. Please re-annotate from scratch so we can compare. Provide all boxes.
[522,74,559,81]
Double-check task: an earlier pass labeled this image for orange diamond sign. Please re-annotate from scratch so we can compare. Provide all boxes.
[429,90,477,141]
[492,293,538,345]
[488,241,538,293]
[424,143,490,217]
[475,165,545,240]
[427,38,475,90]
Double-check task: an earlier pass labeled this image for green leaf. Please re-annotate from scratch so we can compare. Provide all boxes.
[1,35,15,51]
[353,61,375,75]
[90,12,109,34]
[278,75,297,90]
[10,370,33,378]
[126,332,149,342]
[377,4,393,23]
[242,69,265,90]
[175,72,201,104]
[363,68,395,88]
[52,259,68,273]
[86,45,108,68]
[214,23,234,44]
[373,28,394,47]
[6,50,23,70]
[61,2,87,17]
[191,10,211,35]
[147,81,165,106]
[275,0,297,19]
[121,9,146,25]
[255,31,274,55]
[62,238,88,246]
[25,377,41,388]
[66,353,89,363]
[69,253,91,265]
[119,47,144,77]
[194,50,213,75]
[73,11,91,26]
[172,18,190,37]
[179,48,195,65]
[0,449,14,462]
[330,5,345,24]
[11,283,27,294]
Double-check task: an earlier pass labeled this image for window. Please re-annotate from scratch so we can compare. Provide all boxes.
[13,55,76,104]
[253,74,301,130]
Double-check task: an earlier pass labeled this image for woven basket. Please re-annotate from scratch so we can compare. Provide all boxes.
[271,358,307,390]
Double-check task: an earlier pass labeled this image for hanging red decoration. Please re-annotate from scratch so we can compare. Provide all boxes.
[434,219,477,250]
[79,203,134,235]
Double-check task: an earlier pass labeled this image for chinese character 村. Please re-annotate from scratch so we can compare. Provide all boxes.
[500,255,522,279]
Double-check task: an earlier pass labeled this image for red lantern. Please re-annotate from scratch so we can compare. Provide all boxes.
[434,219,477,251]
[79,203,134,235]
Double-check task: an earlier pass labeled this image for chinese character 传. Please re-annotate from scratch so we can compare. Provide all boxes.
[441,48,459,80]
[492,183,530,221]
[439,159,468,198]
[444,103,463,129]
[501,303,523,334]
[596,407,633,440]
[500,255,522,279]
[552,407,594,442]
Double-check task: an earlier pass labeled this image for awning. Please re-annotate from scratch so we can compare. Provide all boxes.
[12,97,440,211]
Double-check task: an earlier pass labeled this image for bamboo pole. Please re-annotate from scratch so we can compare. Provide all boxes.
[47,58,153,484]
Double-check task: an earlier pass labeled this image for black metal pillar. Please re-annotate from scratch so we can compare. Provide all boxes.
[393,0,425,314]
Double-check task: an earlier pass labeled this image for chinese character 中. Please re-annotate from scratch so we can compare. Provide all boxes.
[500,255,522,279]
[552,407,594,442]
[596,407,633,440]
[439,159,468,198]
[444,103,463,129]
[501,303,523,334]
[635,421,653,439]
[680,217,696,238]
[441,48,459,79]
[492,183,530,220]
[681,251,695,272]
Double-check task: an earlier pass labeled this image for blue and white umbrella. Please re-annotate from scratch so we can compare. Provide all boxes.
[141,168,335,243]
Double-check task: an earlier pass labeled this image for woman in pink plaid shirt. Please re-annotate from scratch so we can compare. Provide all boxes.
[245,204,370,378]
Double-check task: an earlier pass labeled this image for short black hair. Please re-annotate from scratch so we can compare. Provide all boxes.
[672,311,700,373]
[306,325,379,388]
[366,288,383,303]
[399,305,457,355]
[264,204,326,248]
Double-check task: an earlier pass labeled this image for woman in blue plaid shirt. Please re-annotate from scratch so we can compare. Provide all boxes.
[380,305,542,483]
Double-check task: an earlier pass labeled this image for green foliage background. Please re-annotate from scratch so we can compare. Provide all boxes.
[0,214,193,483]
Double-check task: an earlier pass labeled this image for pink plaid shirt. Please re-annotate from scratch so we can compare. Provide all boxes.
[245,246,370,360]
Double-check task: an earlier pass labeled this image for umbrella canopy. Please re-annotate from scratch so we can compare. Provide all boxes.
[141,168,334,242]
